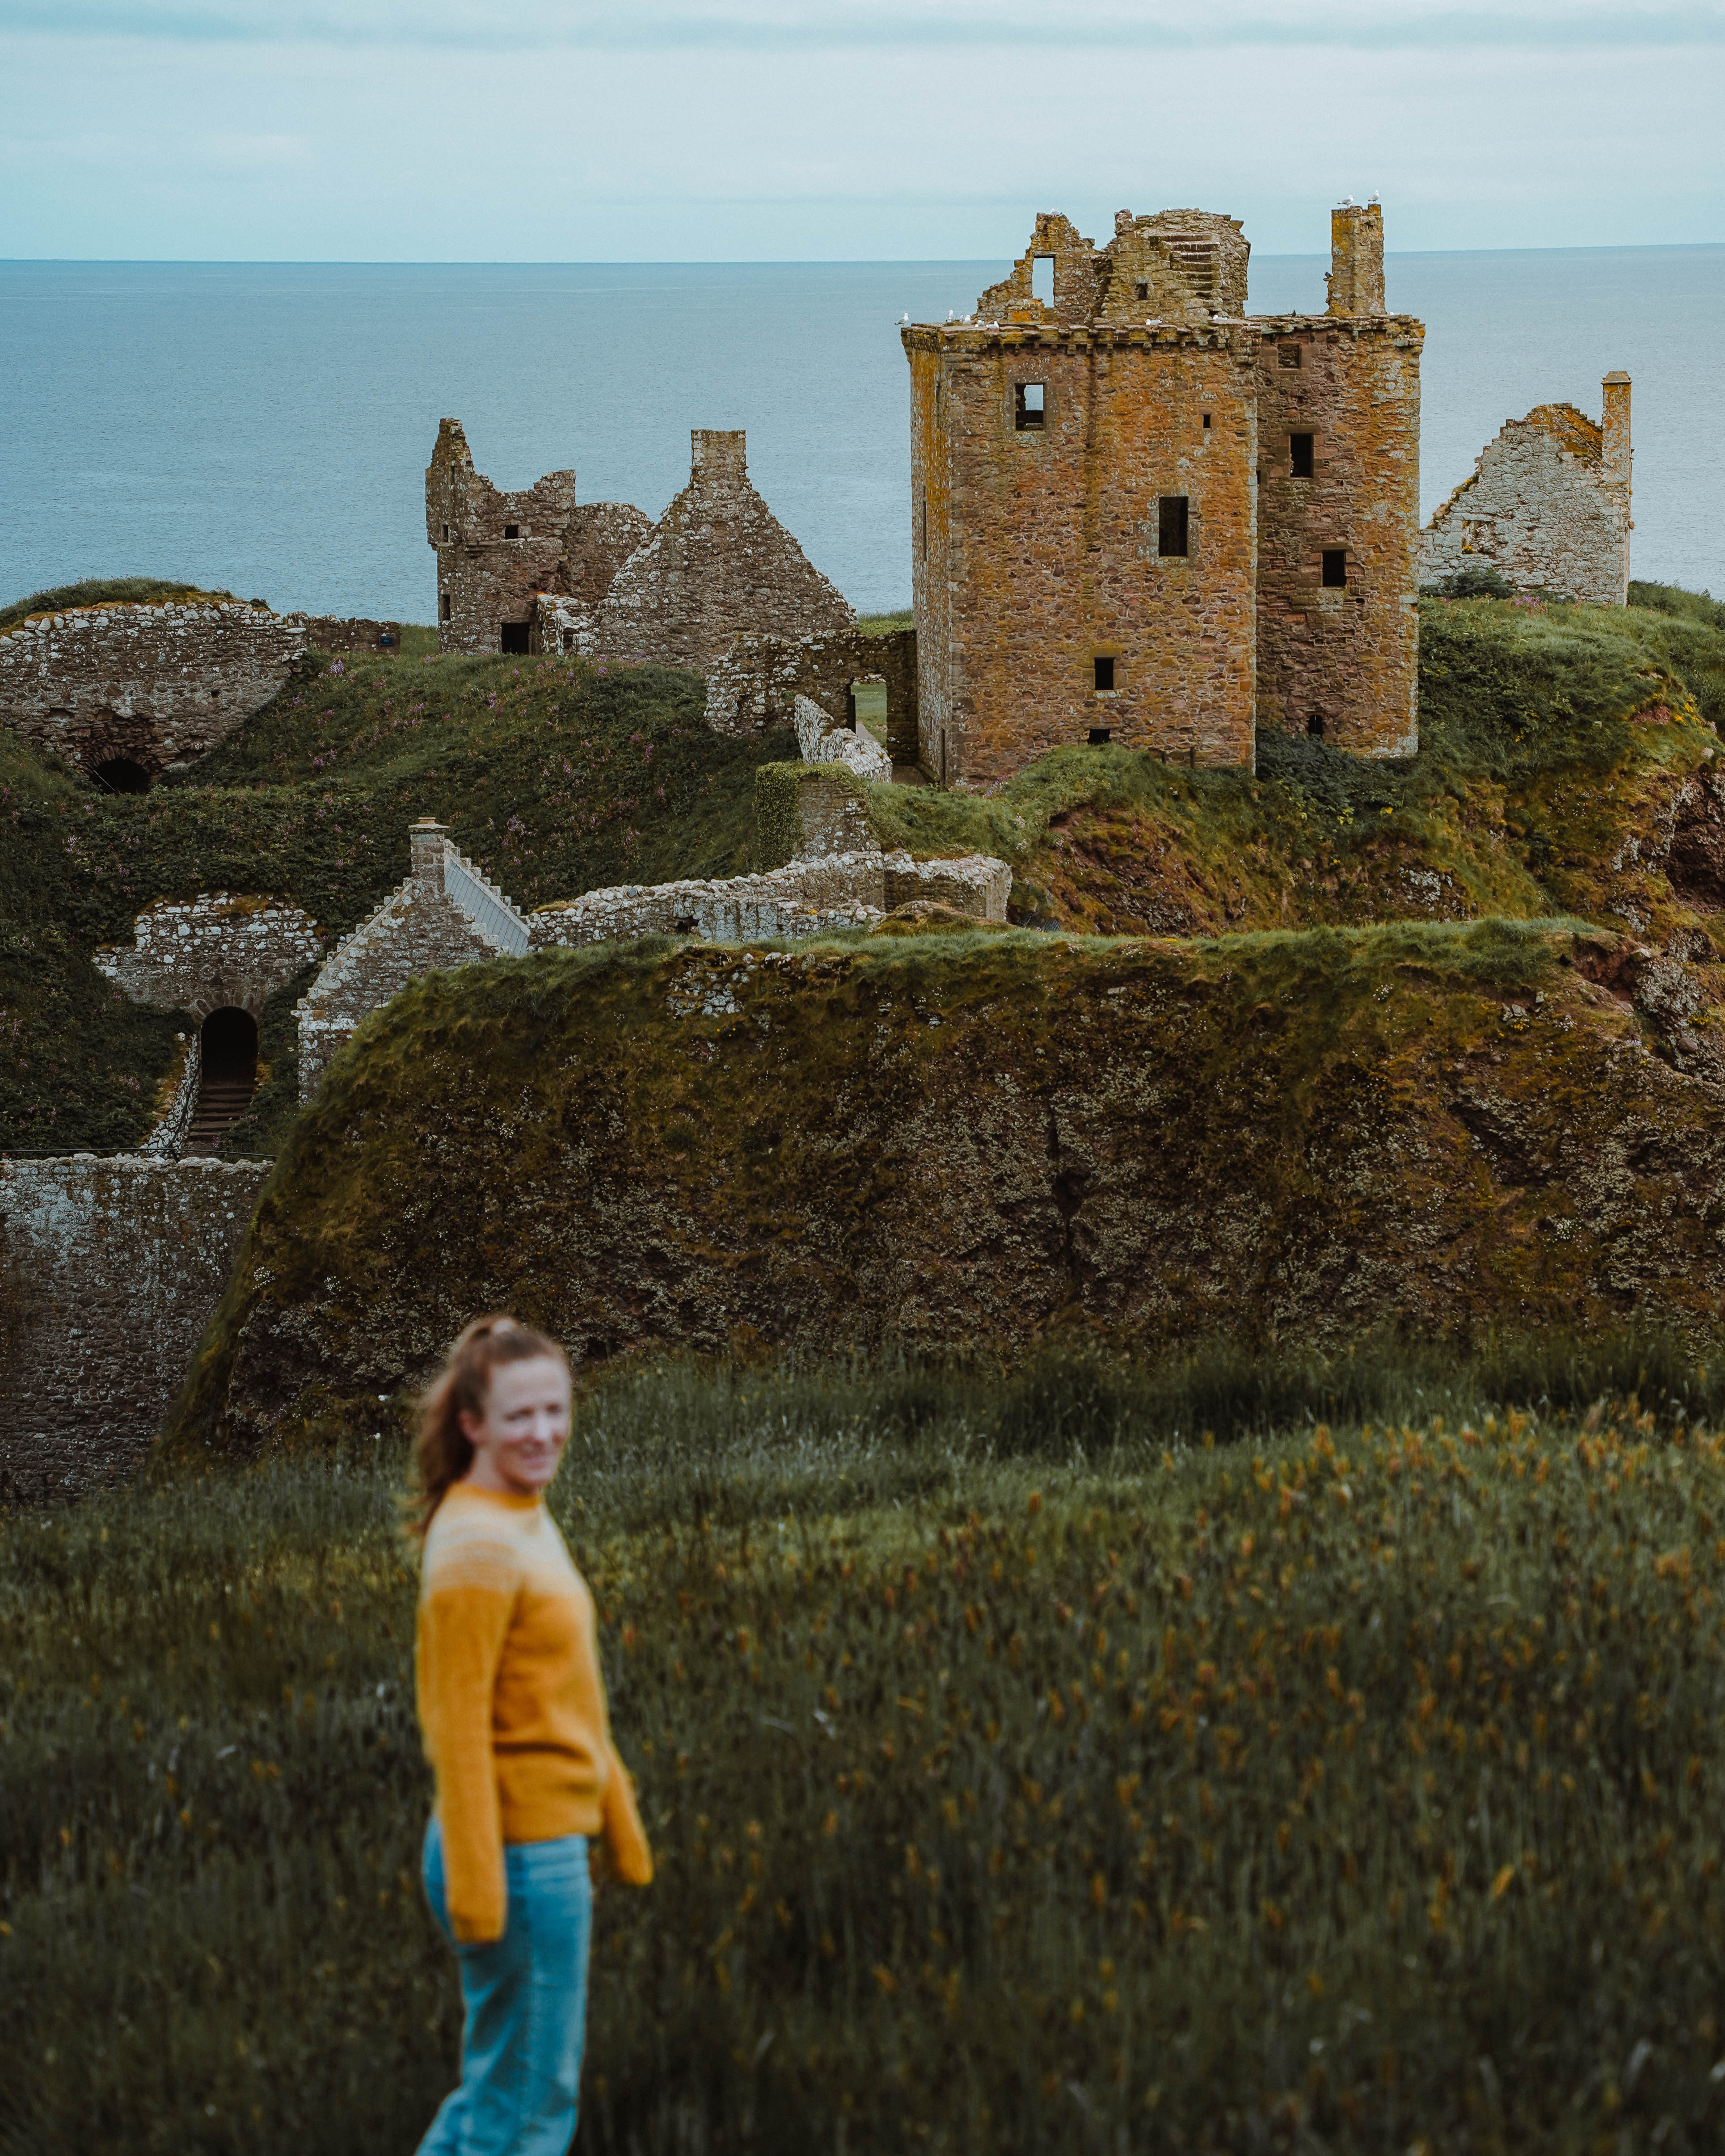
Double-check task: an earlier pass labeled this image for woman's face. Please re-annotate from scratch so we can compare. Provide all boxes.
[458,1356,571,1497]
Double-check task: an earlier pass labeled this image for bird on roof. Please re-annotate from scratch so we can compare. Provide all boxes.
[1339,194,1357,208]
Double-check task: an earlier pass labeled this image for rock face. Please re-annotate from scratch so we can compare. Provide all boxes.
[165,920,1725,1461]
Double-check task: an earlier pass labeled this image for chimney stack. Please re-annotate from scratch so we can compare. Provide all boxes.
[1326,199,1385,318]
[1601,371,1632,491]
[409,817,447,895]
[691,430,747,485]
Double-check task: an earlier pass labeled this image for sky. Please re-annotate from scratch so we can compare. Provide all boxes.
[0,0,1721,260]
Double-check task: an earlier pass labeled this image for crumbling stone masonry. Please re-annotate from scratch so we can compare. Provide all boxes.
[1420,374,1632,604]
[792,694,891,782]
[903,198,1423,786]
[704,626,919,761]
[0,1154,270,1499]
[96,893,323,1020]
[297,616,409,657]
[295,819,530,1099]
[0,599,307,787]
[426,417,653,656]
[527,849,1010,950]
[591,432,855,674]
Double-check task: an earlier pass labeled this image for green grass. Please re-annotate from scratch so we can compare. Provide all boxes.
[0,580,249,636]
[11,1347,1725,2152]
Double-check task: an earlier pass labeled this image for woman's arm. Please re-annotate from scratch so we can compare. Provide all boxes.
[418,1584,515,1943]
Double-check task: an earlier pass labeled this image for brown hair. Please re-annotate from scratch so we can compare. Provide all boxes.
[407,1314,569,1538]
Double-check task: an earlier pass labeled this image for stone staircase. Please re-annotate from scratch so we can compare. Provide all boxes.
[182,1074,255,1156]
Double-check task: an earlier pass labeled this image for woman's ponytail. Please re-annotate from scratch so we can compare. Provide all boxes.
[407,1314,568,1538]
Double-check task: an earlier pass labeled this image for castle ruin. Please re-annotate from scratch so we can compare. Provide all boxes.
[902,199,1424,787]
[1420,375,1632,604]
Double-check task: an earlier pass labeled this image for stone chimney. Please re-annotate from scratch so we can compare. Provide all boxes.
[691,430,747,486]
[1602,371,1632,490]
[1326,199,1385,317]
[409,817,447,895]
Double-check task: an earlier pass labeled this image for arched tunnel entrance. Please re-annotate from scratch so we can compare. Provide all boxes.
[184,1007,259,1155]
[93,757,153,795]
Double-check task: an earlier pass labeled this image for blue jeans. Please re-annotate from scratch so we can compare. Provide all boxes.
[418,1817,593,2156]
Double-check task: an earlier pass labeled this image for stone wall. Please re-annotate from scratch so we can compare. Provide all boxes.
[295,819,530,1099]
[426,418,579,654]
[527,848,1009,950]
[592,431,855,673]
[904,196,1424,786]
[0,1154,269,1499]
[792,695,891,781]
[704,626,919,760]
[1421,377,1632,605]
[1254,313,1423,752]
[907,317,1261,787]
[0,600,307,783]
[297,617,408,657]
[96,893,323,1018]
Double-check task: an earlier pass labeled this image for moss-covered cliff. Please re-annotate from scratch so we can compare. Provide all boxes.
[162,913,1725,1459]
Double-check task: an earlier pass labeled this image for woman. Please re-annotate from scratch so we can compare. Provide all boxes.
[410,1314,652,2156]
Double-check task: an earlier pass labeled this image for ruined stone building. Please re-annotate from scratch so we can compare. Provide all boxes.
[1420,375,1632,604]
[902,200,1423,787]
[0,598,306,791]
[428,421,852,667]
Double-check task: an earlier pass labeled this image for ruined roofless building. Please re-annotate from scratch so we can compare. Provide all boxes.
[1420,375,1632,605]
[427,421,852,667]
[902,200,1423,787]
[426,418,653,656]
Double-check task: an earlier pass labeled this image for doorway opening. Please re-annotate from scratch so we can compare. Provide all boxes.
[93,758,152,795]
[185,1007,259,1156]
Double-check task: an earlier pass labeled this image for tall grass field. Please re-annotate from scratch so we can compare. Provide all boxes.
[7,1347,1725,2152]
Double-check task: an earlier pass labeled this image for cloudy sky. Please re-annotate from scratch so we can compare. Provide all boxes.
[2,0,1721,260]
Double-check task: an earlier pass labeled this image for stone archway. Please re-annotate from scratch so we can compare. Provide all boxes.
[184,1007,260,1156]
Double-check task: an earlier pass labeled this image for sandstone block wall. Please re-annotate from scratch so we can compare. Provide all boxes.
[907,320,1260,787]
[0,601,306,783]
[1254,314,1423,752]
[296,820,530,1099]
[0,1154,268,1499]
[1421,377,1632,605]
[593,432,855,674]
[904,196,1424,786]
[704,627,919,762]
[96,893,323,1018]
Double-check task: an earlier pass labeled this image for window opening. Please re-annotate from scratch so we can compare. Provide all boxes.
[442,522,450,541]
[1031,255,1055,305]
[1093,656,1115,693]
[1202,413,1212,430]
[1307,712,1326,739]
[1087,727,1112,746]
[1015,382,1045,432]
[500,621,531,654]
[1290,432,1315,479]
[1278,343,1302,369]
[440,593,451,621]
[504,523,519,540]
[1321,550,1347,588]
[1134,282,1148,301]
[1157,496,1189,558]
[93,757,150,795]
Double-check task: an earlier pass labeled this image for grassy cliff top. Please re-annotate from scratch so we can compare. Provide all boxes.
[5,584,1725,1154]
[0,578,253,635]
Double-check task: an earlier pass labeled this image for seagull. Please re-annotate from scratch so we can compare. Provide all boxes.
[898,312,911,326]
[1339,194,1357,209]
[1368,192,1381,205]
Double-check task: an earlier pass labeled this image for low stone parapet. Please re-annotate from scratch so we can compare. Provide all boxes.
[528,854,889,949]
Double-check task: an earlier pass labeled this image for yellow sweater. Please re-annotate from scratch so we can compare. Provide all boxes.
[415,1482,651,1944]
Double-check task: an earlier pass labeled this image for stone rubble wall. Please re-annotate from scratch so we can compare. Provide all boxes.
[704,626,919,759]
[296,616,409,657]
[592,431,854,674]
[427,417,578,655]
[1420,408,1631,605]
[0,600,307,780]
[526,848,1010,951]
[96,893,323,1017]
[140,1033,202,1159]
[0,1154,270,1499]
[792,694,892,781]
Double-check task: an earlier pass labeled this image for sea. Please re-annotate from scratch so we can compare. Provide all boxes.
[1,249,1721,623]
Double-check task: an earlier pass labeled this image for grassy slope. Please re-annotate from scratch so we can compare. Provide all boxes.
[4,585,1725,1154]
[0,655,790,1149]
[159,912,1725,1460]
[10,1377,1725,2154]
[0,578,249,635]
